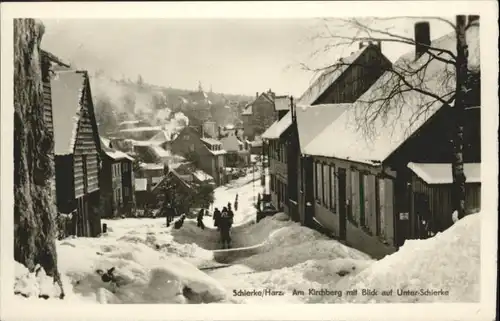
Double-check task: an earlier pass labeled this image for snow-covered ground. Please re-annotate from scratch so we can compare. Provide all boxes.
[13,170,481,305]
[212,168,265,226]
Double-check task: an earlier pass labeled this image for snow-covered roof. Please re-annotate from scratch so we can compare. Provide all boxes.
[261,112,292,140]
[220,135,242,152]
[100,136,111,148]
[241,105,253,116]
[303,25,480,165]
[104,149,134,161]
[135,178,147,191]
[119,126,161,133]
[408,162,481,184]
[139,163,164,171]
[201,137,222,146]
[150,145,170,158]
[119,120,140,126]
[297,47,368,106]
[192,170,214,182]
[151,177,163,185]
[100,136,134,161]
[241,92,275,116]
[51,70,86,155]
[207,148,227,156]
[131,140,156,147]
[296,104,350,151]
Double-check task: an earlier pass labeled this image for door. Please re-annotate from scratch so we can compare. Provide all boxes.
[303,157,315,227]
[413,192,431,239]
[338,168,347,240]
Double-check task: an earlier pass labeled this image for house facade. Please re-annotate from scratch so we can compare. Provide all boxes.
[99,137,135,218]
[301,19,480,258]
[48,69,103,237]
[218,126,250,167]
[241,90,278,140]
[263,41,391,229]
[170,126,227,185]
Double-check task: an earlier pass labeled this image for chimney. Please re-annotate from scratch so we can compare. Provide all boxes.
[414,21,431,61]
[290,96,296,123]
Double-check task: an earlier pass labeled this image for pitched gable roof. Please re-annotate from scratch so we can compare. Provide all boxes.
[303,24,480,165]
[261,112,292,140]
[51,70,87,156]
[297,47,369,106]
[241,91,278,115]
[100,136,134,161]
[295,104,351,151]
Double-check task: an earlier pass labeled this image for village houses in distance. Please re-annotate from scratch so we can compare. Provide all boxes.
[37,16,480,260]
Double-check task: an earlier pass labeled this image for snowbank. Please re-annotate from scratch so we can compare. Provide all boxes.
[13,216,233,304]
[171,216,289,251]
[55,235,229,304]
[331,212,481,303]
[236,221,372,271]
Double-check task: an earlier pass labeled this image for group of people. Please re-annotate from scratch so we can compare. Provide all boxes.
[165,195,239,249]
[213,203,235,249]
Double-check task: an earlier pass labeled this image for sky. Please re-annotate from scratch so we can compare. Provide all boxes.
[41,17,454,97]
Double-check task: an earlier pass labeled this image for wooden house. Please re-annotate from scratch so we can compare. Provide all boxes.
[151,169,198,215]
[135,163,167,190]
[99,137,135,218]
[170,126,227,186]
[241,90,278,140]
[218,126,250,167]
[301,20,480,258]
[49,69,103,237]
[262,41,391,226]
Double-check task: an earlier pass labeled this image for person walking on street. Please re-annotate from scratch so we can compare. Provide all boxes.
[197,208,205,230]
[213,207,221,230]
[219,207,233,249]
[227,205,234,228]
[165,202,176,227]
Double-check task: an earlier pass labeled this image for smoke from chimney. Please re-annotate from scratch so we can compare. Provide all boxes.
[414,21,431,61]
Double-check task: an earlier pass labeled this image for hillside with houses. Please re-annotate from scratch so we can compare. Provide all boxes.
[8,13,493,315]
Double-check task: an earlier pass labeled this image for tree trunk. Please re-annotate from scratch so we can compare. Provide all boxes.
[13,19,64,298]
[452,15,468,219]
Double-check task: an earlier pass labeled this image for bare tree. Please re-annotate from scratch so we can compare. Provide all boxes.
[14,19,64,298]
[301,16,479,220]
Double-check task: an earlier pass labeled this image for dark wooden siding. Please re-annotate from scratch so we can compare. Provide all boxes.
[410,173,481,234]
[73,90,100,197]
[315,46,391,105]
[55,155,75,213]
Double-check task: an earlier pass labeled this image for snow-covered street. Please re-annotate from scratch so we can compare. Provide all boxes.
[13,172,481,304]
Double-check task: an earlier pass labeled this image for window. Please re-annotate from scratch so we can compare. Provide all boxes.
[330,165,336,212]
[359,172,366,228]
[322,163,329,207]
[349,170,359,225]
[315,162,322,203]
[376,178,386,238]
